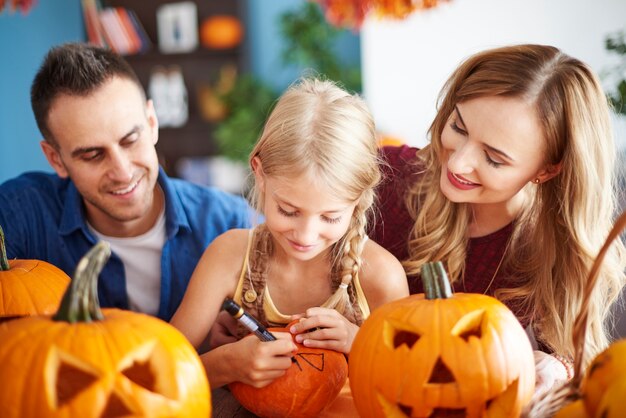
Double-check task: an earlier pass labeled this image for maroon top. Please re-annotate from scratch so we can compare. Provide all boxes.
[371,145,527,326]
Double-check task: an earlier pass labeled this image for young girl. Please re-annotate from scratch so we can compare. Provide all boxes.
[170,78,408,410]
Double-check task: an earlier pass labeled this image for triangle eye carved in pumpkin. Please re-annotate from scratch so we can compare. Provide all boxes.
[55,360,100,407]
[452,309,485,342]
[46,347,101,409]
[383,319,421,350]
[121,359,156,392]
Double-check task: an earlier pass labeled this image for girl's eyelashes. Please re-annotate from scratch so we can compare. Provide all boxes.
[322,215,342,224]
[277,206,296,217]
[277,205,342,224]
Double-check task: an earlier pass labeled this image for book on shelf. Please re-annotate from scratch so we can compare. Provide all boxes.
[80,0,151,55]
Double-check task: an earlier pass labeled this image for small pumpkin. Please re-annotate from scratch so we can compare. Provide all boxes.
[349,262,535,418]
[229,320,348,418]
[0,241,211,418]
[580,339,626,417]
[0,224,70,322]
[200,15,244,50]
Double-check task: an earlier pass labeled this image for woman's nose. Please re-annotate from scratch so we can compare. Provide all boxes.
[446,142,479,175]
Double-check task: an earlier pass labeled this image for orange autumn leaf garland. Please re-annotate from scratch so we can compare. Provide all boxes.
[314,0,449,29]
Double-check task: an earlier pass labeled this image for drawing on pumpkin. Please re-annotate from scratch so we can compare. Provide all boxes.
[294,352,325,372]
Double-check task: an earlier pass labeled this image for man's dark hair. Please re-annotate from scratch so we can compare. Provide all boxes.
[31,42,144,145]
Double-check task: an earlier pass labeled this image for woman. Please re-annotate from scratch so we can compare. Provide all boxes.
[372,44,626,394]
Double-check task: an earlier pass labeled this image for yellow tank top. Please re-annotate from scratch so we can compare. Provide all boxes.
[232,225,370,337]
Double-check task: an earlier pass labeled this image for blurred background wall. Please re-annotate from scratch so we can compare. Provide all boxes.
[361,0,626,148]
[0,0,624,183]
[0,0,359,184]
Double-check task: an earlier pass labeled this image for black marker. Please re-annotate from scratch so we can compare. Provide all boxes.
[222,298,298,365]
[222,298,278,341]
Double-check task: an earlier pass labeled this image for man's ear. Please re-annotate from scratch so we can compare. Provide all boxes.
[146,99,159,145]
[40,140,69,178]
[250,156,265,192]
[534,162,562,184]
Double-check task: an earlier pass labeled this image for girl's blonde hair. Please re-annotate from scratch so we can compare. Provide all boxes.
[249,77,380,318]
[405,44,626,362]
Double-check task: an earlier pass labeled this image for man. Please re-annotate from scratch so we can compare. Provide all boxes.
[0,43,253,320]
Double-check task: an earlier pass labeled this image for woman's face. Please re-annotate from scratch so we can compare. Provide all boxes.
[439,95,551,208]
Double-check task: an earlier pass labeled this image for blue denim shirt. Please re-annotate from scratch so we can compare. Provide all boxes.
[0,167,253,320]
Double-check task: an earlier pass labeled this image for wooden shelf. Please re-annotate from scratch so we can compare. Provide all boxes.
[103,0,248,175]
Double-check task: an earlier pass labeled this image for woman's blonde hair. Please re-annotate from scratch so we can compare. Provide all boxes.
[248,77,380,318]
[405,44,626,361]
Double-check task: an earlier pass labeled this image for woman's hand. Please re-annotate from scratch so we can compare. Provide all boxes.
[533,350,571,399]
[204,311,238,351]
[289,307,359,354]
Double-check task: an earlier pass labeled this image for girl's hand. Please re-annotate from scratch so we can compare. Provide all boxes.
[289,307,359,354]
[228,332,297,388]
[532,350,571,399]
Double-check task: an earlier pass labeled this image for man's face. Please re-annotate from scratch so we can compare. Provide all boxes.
[42,76,161,237]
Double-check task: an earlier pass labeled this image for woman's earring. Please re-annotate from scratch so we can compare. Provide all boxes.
[533,178,541,184]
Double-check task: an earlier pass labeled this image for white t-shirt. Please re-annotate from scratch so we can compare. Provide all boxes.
[89,209,166,316]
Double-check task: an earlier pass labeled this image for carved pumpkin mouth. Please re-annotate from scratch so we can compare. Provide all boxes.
[376,392,466,418]
[375,377,522,418]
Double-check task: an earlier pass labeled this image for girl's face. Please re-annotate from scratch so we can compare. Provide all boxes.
[256,168,357,262]
[439,95,553,209]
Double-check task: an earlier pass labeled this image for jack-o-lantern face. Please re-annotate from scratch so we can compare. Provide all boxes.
[0,309,211,417]
[0,242,210,418]
[349,292,535,418]
[229,321,348,418]
[581,339,626,417]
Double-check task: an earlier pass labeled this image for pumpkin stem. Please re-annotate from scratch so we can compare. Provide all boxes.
[0,225,10,271]
[421,261,453,300]
[53,241,110,323]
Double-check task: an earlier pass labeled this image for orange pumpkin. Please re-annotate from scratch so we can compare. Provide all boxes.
[554,399,589,418]
[0,242,211,418]
[349,262,535,418]
[580,339,626,417]
[229,320,348,418]
[200,15,244,50]
[0,225,70,322]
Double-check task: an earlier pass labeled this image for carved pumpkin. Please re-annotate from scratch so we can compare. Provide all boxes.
[200,15,243,50]
[581,339,626,417]
[349,262,535,418]
[229,320,348,418]
[0,225,70,322]
[0,242,210,418]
